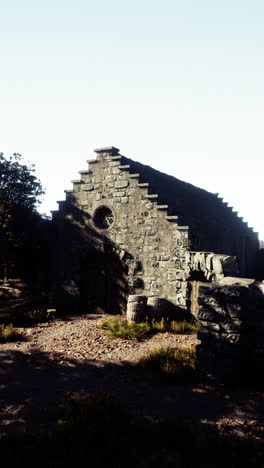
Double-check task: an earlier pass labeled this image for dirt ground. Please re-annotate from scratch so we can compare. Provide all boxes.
[0,314,263,441]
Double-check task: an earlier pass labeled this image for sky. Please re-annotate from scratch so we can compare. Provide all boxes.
[0,0,263,239]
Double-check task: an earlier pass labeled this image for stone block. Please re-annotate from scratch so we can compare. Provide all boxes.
[115,180,129,189]
[198,308,217,322]
[121,197,129,204]
[127,189,135,195]
[113,191,125,197]
[161,256,170,261]
[112,167,120,174]
[168,269,177,281]
[105,175,116,182]
[199,321,221,332]
[82,184,94,191]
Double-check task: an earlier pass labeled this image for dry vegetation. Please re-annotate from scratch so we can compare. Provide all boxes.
[0,303,263,467]
[98,317,199,341]
[0,324,22,342]
[137,345,197,382]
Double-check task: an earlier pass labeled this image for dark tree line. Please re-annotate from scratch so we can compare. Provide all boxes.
[0,152,53,291]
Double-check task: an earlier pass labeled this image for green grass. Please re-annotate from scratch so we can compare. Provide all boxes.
[137,345,197,382]
[151,318,199,334]
[169,320,200,334]
[99,318,153,341]
[0,324,22,342]
[99,317,199,341]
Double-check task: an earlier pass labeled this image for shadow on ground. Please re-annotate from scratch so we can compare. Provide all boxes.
[0,342,263,467]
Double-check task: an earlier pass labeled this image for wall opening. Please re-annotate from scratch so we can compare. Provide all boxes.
[188,270,210,319]
[80,249,128,315]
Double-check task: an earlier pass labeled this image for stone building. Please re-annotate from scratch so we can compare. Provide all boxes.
[51,146,259,315]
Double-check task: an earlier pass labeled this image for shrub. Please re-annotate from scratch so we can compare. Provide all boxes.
[0,324,22,342]
[137,346,197,382]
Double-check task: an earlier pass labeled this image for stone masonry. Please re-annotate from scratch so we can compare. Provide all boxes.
[197,277,264,381]
[52,146,258,315]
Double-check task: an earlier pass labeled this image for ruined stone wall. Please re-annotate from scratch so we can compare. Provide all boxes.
[55,148,190,309]
[197,278,264,381]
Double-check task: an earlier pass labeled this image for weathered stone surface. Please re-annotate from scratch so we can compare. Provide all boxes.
[82,183,94,191]
[115,180,129,189]
[52,147,259,324]
[197,279,264,382]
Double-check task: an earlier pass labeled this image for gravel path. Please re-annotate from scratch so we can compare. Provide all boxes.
[6,314,198,362]
[0,314,263,440]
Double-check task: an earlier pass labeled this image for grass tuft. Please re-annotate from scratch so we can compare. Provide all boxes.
[99,318,152,341]
[137,346,197,382]
[0,324,22,342]
[169,320,200,334]
[24,308,50,324]
[99,317,199,341]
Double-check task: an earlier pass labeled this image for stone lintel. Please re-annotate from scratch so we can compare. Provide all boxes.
[64,189,73,193]
[176,226,189,230]
[129,173,140,178]
[94,146,120,156]
[157,205,168,210]
[71,179,82,184]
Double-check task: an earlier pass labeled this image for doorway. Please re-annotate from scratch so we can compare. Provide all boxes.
[80,250,128,315]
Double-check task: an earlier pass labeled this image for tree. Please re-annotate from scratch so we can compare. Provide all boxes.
[0,153,45,281]
[0,153,44,231]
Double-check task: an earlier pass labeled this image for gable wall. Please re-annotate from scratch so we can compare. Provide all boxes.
[63,150,190,307]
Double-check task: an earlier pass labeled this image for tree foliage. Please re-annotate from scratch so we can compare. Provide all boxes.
[0,153,48,283]
[0,152,44,230]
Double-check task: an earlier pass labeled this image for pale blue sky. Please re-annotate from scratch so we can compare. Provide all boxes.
[1,1,263,238]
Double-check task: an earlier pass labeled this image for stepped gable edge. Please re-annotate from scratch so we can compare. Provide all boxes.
[53,147,258,300]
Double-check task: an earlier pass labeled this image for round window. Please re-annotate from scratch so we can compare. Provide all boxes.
[93,206,115,230]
